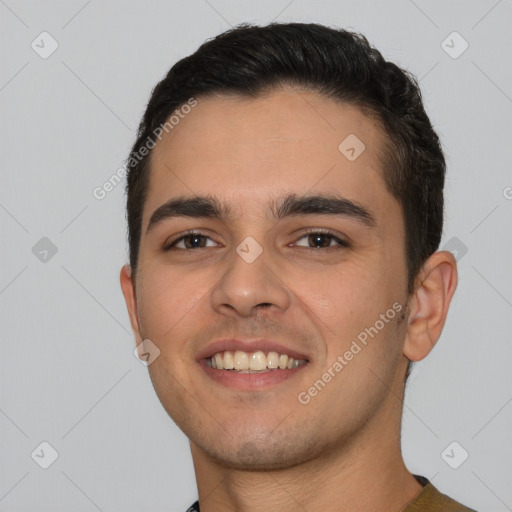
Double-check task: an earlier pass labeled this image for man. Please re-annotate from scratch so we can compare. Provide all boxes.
[120,22,476,511]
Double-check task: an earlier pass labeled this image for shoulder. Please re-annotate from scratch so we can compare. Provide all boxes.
[406,477,477,512]
[185,501,200,512]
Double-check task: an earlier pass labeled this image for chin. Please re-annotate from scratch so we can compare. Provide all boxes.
[196,429,321,471]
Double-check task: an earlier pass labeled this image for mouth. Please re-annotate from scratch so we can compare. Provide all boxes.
[198,346,310,390]
[196,339,311,389]
[207,349,308,372]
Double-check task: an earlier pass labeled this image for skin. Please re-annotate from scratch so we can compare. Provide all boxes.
[120,86,458,512]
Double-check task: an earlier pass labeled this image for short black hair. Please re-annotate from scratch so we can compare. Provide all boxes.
[125,22,446,295]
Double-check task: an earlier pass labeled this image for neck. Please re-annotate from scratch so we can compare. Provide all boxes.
[190,397,422,512]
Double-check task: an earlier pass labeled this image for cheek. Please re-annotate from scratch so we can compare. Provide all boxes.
[136,263,211,341]
[293,261,376,329]
[293,257,404,360]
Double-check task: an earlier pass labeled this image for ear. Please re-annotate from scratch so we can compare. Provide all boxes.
[403,251,458,362]
[120,264,143,346]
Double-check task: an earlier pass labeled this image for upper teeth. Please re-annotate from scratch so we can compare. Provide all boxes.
[209,350,306,371]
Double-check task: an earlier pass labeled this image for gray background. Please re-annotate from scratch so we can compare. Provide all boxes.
[1,1,511,511]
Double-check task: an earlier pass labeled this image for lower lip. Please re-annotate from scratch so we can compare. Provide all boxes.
[198,360,308,390]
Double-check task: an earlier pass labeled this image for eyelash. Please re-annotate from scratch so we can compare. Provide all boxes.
[163,228,349,251]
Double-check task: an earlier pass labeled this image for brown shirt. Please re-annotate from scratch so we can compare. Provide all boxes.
[404,475,477,511]
[186,475,477,511]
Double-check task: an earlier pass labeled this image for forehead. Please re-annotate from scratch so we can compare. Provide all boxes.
[145,87,394,225]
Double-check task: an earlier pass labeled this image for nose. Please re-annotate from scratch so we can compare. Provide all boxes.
[210,242,291,318]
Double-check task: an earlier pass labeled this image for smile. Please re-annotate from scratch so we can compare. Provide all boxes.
[207,350,308,372]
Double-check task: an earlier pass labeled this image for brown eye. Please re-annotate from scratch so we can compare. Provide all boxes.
[294,231,348,249]
[164,233,217,251]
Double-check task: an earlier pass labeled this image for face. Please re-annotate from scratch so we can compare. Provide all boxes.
[122,87,412,470]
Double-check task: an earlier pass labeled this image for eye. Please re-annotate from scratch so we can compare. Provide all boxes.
[163,229,348,251]
[293,230,348,249]
[164,232,218,250]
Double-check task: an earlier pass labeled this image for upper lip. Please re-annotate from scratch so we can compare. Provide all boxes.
[197,339,310,362]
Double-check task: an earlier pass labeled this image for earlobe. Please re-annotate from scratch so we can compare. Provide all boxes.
[403,251,458,362]
[120,264,143,344]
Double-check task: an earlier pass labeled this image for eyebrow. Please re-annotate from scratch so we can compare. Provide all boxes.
[146,193,376,234]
